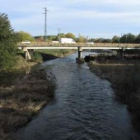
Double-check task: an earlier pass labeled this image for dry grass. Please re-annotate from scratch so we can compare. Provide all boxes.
[0,69,56,140]
[15,55,37,69]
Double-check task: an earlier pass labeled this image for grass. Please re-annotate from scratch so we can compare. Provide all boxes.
[30,52,43,63]
[0,69,56,140]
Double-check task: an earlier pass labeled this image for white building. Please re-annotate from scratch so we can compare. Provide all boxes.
[59,38,76,44]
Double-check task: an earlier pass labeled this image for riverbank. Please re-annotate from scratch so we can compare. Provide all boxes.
[15,55,39,69]
[0,69,56,140]
[0,50,75,140]
[89,61,140,130]
[13,49,75,70]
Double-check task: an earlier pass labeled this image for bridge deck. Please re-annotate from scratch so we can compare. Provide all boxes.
[18,43,140,50]
[18,42,140,47]
[20,43,140,60]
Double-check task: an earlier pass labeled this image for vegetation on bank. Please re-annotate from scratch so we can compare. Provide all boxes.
[15,49,75,69]
[0,69,56,140]
[0,13,18,70]
[0,13,41,71]
[89,61,140,130]
[0,13,34,71]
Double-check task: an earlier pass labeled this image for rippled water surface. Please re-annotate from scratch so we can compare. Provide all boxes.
[14,52,140,140]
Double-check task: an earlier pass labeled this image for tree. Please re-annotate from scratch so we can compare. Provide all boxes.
[94,38,104,43]
[112,36,120,43]
[103,39,111,43]
[47,35,57,41]
[135,34,140,43]
[0,13,18,70]
[65,33,76,40]
[120,33,135,43]
[126,33,135,43]
[34,36,44,42]
[16,31,35,42]
[77,35,86,43]
[120,35,126,43]
[56,33,66,41]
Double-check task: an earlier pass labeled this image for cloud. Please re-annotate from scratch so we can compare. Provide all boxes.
[1,0,140,38]
[66,0,140,6]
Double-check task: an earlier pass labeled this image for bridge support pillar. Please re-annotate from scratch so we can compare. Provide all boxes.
[23,47,31,60]
[25,50,31,60]
[76,47,85,63]
[78,47,82,59]
[118,48,124,59]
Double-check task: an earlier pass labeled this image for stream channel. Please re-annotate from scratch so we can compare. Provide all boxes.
[14,52,140,140]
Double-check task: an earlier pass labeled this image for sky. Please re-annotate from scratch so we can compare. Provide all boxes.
[1,0,140,38]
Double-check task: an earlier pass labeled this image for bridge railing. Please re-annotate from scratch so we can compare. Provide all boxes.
[18,42,140,48]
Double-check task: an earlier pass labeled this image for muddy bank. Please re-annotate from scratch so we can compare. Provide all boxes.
[0,69,56,140]
[89,62,140,130]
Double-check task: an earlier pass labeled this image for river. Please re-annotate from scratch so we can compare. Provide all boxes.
[14,52,140,140]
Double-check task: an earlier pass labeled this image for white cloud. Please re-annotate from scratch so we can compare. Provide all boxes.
[1,0,140,38]
[66,0,140,6]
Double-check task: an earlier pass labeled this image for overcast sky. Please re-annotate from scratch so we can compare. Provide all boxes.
[1,0,140,38]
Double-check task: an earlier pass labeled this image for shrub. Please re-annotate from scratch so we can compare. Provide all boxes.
[0,13,18,70]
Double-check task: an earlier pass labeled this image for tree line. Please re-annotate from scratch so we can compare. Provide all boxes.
[35,33,87,43]
[35,33,140,44]
[106,34,140,44]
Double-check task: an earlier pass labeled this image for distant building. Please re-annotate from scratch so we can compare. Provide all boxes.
[59,38,76,44]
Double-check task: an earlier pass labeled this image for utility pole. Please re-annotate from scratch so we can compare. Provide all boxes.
[57,28,61,42]
[43,7,49,41]
[125,35,127,47]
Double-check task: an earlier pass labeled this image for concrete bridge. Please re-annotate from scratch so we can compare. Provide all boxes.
[18,43,140,61]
